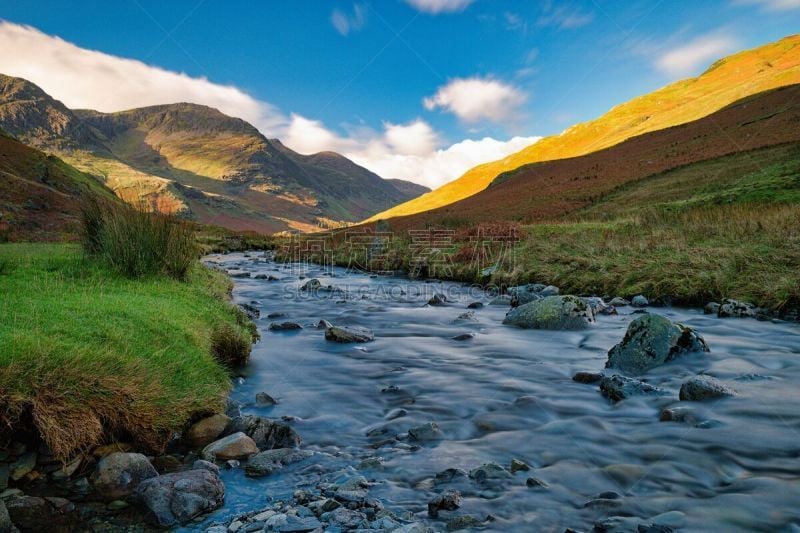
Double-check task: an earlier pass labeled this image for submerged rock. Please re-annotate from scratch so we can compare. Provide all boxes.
[201,432,258,461]
[427,489,462,518]
[325,325,374,343]
[185,414,230,448]
[679,375,736,401]
[255,392,278,406]
[301,279,322,291]
[631,295,649,308]
[704,302,721,315]
[606,314,709,373]
[467,302,484,309]
[408,422,444,441]
[503,295,594,330]
[489,294,512,306]
[269,321,303,331]
[469,463,511,482]
[573,371,604,384]
[135,468,224,528]
[718,299,756,318]
[510,459,530,473]
[508,284,545,307]
[452,333,475,341]
[245,448,311,478]
[225,415,302,450]
[610,297,630,307]
[91,452,158,501]
[600,375,666,402]
[427,293,448,306]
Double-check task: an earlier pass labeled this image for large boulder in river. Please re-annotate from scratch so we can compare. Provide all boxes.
[503,295,594,330]
[606,314,709,373]
[201,432,258,461]
[325,325,374,343]
[718,299,757,318]
[224,415,302,450]
[508,284,545,307]
[135,468,224,527]
[679,375,736,401]
[91,452,158,501]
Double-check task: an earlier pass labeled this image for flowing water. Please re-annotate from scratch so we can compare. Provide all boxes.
[199,252,800,532]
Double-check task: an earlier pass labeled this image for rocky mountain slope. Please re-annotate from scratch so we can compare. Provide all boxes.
[366,34,800,222]
[0,76,423,233]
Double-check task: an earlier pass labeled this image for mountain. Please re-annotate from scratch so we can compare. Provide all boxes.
[366,34,800,223]
[377,84,800,230]
[0,128,117,241]
[386,179,430,198]
[0,76,423,233]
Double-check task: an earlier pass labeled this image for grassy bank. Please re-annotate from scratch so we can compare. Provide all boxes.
[0,243,252,459]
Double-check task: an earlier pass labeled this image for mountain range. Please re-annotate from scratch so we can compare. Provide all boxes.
[0,75,428,233]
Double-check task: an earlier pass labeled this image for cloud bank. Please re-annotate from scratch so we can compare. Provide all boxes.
[0,21,538,189]
[424,77,528,124]
[655,34,738,77]
[404,0,474,14]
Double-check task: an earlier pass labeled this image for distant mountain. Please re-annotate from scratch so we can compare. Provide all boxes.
[379,84,800,229]
[366,34,800,223]
[0,76,423,233]
[386,179,430,198]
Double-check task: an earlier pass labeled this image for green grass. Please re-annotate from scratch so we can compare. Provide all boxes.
[0,243,251,459]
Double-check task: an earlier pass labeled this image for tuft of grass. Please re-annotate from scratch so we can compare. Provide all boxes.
[0,243,252,459]
[81,199,198,280]
[210,322,252,369]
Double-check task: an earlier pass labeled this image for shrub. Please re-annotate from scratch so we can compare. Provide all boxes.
[210,322,251,369]
[80,198,197,279]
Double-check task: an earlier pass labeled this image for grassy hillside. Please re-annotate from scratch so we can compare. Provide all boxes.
[0,243,247,458]
[366,34,800,222]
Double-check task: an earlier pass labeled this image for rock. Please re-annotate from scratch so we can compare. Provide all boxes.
[539,285,560,297]
[467,302,484,309]
[267,312,287,319]
[489,294,512,306]
[225,415,302,449]
[638,525,676,533]
[4,496,70,531]
[357,457,384,470]
[659,407,697,424]
[582,297,617,316]
[225,399,242,419]
[0,500,17,533]
[600,375,666,402]
[606,314,709,373]
[301,279,321,291]
[573,371,604,384]
[0,467,7,492]
[91,452,158,501]
[91,443,133,458]
[202,433,258,461]
[610,297,630,307]
[334,477,369,504]
[185,414,231,448]
[324,325,374,343]
[256,392,278,406]
[229,271,251,278]
[510,459,530,473]
[9,453,36,482]
[244,449,311,477]
[469,463,511,482]
[508,284,545,307]
[325,507,368,529]
[50,455,82,481]
[679,375,736,401]
[151,455,182,474]
[269,322,303,331]
[526,477,548,488]
[192,460,220,475]
[631,295,649,307]
[446,515,483,531]
[271,514,322,532]
[238,303,260,319]
[704,302,720,315]
[452,333,475,341]
[435,468,468,484]
[427,293,448,306]
[456,311,476,321]
[503,295,594,330]
[135,468,224,528]
[408,422,443,441]
[427,489,462,518]
[718,299,756,318]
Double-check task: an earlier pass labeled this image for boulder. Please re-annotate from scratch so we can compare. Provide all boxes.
[334,476,369,504]
[9,453,35,482]
[427,293,448,306]
[201,433,258,462]
[503,295,594,330]
[0,500,17,533]
[704,302,720,315]
[91,452,158,501]
[539,285,560,297]
[606,314,709,373]
[225,415,302,450]
[269,322,303,331]
[610,297,630,307]
[301,279,321,291]
[244,449,311,477]
[508,284,545,307]
[135,468,224,528]
[185,414,231,448]
[718,299,756,318]
[631,295,649,307]
[427,489,462,518]
[489,294,512,306]
[255,392,278,406]
[324,325,374,343]
[408,422,443,441]
[467,302,484,309]
[4,496,72,531]
[600,375,666,402]
[679,375,736,401]
[573,371,604,384]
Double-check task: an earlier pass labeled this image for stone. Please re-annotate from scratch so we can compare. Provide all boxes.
[135,468,225,528]
[452,333,475,341]
[50,455,82,481]
[467,302,484,309]
[679,375,736,401]
[151,455,183,474]
[9,453,36,482]
[508,284,545,307]
[435,468,468,484]
[186,414,231,448]
[582,297,617,316]
[91,452,158,501]
[224,415,302,450]
[503,295,594,330]
[456,311,476,321]
[325,325,374,343]
[408,422,443,441]
[272,514,322,532]
[539,285,560,297]
[489,294,512,306]
[357,457,384,470]
[610,297,630,307]
[301,279,321,291]
[631,295,649,307]
[659,407,697,424]
[244,449,311,477]
[269,322,303,331]
[256,392,278,406]
[526,477,549,488]
[427,489,462,518]
[718,299,756,318]
[0,466,7,492]
[606,314,709,373]
[267,312,287,319]
[600,375,666,402]
[202,433,258,462]
[704,302,720,315]
[0,500,16,533]
[447,515,483,531]
[229,272,250,278]
[469,463,511,482]
[238,303,260,320]
[4,495,69,531]
[427,293,447,306]
[334,476,369,503]
[192,460,220,475]
[573,371,604,384]
[510,459,530,473]
[325,507,368,529]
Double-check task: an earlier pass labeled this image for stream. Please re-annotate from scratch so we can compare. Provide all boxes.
[198,252,800,532]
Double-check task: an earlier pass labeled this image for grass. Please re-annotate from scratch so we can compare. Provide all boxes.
[0,243,253,459]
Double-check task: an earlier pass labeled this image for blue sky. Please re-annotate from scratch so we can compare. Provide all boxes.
[0,0,799,187]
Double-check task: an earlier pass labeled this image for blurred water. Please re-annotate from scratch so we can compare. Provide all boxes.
[199,252,800,532]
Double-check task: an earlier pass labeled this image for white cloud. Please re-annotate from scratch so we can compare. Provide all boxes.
[424,77,528,124]
[734,0,800,10]
[536,3,593,29]
[0,21,541,190]
[655,34,738,77]
[404,0,474,14]
[331,4,366,36]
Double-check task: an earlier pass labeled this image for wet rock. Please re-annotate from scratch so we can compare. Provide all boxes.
[583,297,618,316]
[192,460,220,475]
[446,515,484,531]
[239,303,260,319]
[469,463,511,482]
[4,495,71,531]
[269,514,322,532]
[679,375,736,401]
[50,455,82,481]
[488,294,512,306]
[201,432,258,461]
[408,422,443,441]
[317,319,333,329]
[135,468,224,528]
[324,325,374,343]
[0,500,17,533]
[600,375,666,402]
[452,333,475,341]
[267,312,287,319]
[606,314,709,373]
[467,302,484,309]
[435,468,468,484]
[229,271,251,278]
[427,489,462,518]
[427,293,448,306]
[526,477,548,488]
[385,408,407,420]
[152,455,182,474]
[269,321,303,332]
[631,295,649,307]
[225,415,302,449]
[357,457,384,470]
[503,295,594,330]
[301,279,321,291]
[718,299,756,318]
[245,449,311,478]
[9,453,35,482]
[510,459,530,473]
[573,371,604,384]
[659,407,697,424]
[704,302,720,315]
[256,392,278,406]
[324,507,368,529]
[508,284,545,307]
[456,311,476,321]
[185,414,231,448]
[539,285,560,297]
[91,452,158,501]
[610,297,630,307]
[333,477,369,504]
